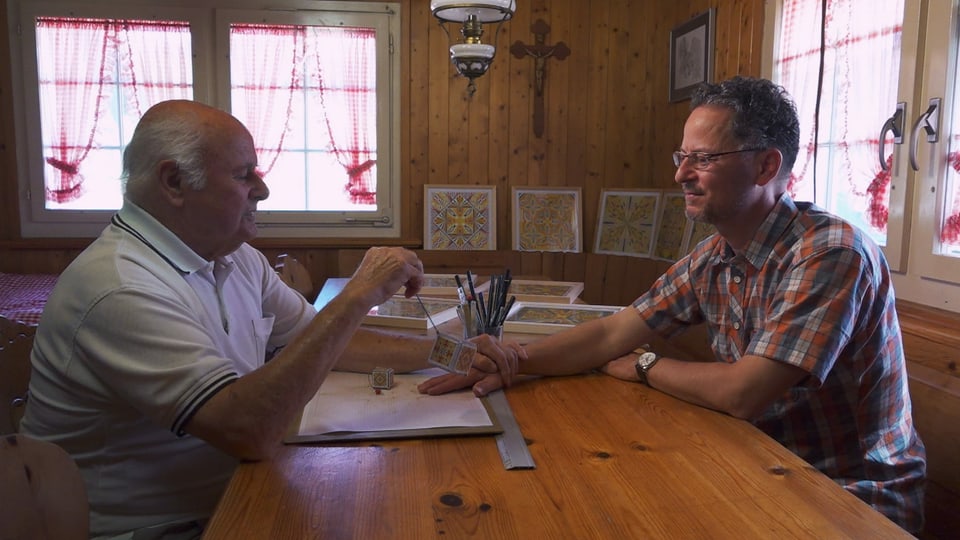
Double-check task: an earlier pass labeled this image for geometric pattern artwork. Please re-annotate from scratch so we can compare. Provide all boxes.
[363,296,460,332]
[512,187,582,252]
[424,185,496,250]
[594,189,662,257]
[503,301,623,335]
[652,191,690,262]
[683,219,716,254]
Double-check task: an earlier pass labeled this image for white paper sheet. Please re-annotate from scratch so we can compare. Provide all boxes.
[296,368,493,436]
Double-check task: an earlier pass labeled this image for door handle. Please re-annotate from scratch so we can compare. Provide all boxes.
[878,102,905,171]
[909,97,942,171]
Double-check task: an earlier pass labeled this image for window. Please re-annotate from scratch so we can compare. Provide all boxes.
[8,0,401,239]
[36,17,194,211]
[766,0,960,311]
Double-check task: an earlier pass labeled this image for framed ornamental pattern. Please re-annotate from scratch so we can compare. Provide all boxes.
[594,189,661,258]
[512,187,582,252]
[653,191,690,261]
[424,185,496,250]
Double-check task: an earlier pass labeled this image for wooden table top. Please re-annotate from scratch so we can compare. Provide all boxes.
[205,373,910,539]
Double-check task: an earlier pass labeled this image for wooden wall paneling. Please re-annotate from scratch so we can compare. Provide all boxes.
[516,250,542,279]
[506,3,532,195]
[486,9,512,253]
[560,251,586,285]
[540,5,571,192]
[447,79,470,185]
[465,69,491,188]
[426,7,451,195]
[582,0,611,231]
[580,253,607,305]
[538,251,563,281]
[406,0,430,243]
[601,0,631,192]
[561,1,590,222]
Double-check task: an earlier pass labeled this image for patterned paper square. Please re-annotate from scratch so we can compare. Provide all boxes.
[594,189,662,257]
[653,191,691,261]
[424,185,496,250]
[512,187,582,252]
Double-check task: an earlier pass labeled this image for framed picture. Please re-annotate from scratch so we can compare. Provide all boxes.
[424,185,497,250]
[416,273,489,299]
[594,189,662,258]
[669,9,715,102]
[683,220,717,254]
[512,187,582,252]
[363,296,460,332]
[653,191,691,262]
[506,279,584,304]
[503,302,623,335]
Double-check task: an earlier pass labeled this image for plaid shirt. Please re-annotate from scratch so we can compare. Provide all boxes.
[633,195,926,534]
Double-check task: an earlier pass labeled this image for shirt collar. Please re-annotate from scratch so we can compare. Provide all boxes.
[716,194,798,269]
[113,201,215,275]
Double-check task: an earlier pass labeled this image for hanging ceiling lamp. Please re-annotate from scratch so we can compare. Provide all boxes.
[431,0,516,97]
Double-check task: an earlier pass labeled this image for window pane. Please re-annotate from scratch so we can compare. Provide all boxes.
[229,23,378,212]
[773,0,904,247]
[35,17,193,211]
[940,16,960,255]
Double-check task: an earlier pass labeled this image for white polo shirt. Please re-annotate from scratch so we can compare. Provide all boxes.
[21,202,315,538]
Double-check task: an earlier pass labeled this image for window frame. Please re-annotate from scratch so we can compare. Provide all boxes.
[8,0,402,239]
[763,0,960,312]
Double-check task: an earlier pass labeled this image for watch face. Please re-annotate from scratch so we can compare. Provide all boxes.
[638,351,657,368]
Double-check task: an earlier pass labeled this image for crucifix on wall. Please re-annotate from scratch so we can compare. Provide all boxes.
[510,19,570,138]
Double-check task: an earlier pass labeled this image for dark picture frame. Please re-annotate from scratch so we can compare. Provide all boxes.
[669,9,715,102]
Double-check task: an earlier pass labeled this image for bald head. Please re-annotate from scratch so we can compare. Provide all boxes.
[121,100,249,204]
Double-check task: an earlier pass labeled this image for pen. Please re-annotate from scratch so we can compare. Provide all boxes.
[454,274,467,304]
[466,270,478,303]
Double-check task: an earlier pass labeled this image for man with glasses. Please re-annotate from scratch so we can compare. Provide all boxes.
[421,76,926,534]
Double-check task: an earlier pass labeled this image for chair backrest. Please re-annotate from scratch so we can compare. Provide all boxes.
[0,316,35,434]
[275,253,314,299]
[0,433,89,540]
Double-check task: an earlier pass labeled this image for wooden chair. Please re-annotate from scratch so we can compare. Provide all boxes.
[275,253,314,299]
[0,316,35,434]
[0,433,89,540]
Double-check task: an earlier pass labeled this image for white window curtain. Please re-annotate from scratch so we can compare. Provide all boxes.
[36,18,192,204]
[229,24,376,204]
[774,0,903,235]
[36,18,113,203]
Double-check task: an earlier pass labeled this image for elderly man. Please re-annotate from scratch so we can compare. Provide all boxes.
[21,100,519,539]
[421,77,926,534]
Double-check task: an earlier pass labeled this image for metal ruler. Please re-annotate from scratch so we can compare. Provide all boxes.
[486,390,536,470]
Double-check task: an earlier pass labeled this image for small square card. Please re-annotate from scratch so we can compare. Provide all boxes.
[427,333,477,375]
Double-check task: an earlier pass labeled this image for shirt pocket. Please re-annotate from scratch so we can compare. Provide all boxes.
[251,314,276,365]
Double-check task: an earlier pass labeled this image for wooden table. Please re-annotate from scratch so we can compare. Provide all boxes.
[205,372,910,538]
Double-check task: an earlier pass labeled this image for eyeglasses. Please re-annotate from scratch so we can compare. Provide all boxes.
[672,148,764,170]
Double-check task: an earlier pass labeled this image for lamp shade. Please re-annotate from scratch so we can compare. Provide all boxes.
[430,0,516,23]
[450,43,496,60]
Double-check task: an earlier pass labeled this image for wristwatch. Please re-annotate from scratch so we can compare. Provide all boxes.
[634,350,660,386]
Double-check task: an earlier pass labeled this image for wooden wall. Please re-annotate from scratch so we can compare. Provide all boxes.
[0,0,765,293]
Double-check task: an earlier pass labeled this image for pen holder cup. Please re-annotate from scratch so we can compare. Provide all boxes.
[464,324,504,341]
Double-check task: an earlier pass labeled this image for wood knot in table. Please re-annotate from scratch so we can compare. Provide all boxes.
[768,465,789,476]
[630,442,650,452]
[439,493,463,507]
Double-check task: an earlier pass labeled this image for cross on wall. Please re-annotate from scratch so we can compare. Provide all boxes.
[510,19,570,138]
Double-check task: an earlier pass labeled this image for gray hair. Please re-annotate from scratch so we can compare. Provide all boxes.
[691,76,800,179]
[121,111,208,199]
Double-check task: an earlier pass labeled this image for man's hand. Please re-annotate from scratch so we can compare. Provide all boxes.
[418,337,526,397]
[348,247,425,307]
[598,353,641,382]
